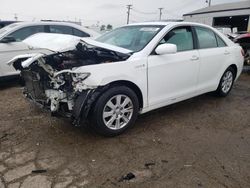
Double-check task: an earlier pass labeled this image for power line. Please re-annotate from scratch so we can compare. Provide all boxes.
[130,14,148,21]
[162,9,182,18]
[130,13,154,22]
[166,0,198,12]
[126,4,132,24]
[131,8,157,15]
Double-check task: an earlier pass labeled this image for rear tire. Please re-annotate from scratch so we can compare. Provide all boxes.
[89,86,139,137]
[215,67,235,97]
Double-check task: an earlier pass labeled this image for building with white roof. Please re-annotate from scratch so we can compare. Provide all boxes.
[183,1,250,32]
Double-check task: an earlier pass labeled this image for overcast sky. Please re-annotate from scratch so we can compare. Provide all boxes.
[0,0,247,26]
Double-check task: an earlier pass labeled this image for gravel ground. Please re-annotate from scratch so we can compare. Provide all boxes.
[0,73,249,188]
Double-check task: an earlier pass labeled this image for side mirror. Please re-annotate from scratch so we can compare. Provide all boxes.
[0,36,16,43]
[155,43,177,55]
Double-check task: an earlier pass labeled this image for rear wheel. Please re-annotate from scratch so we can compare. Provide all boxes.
[89,86,139,137]
[215,67,235,97]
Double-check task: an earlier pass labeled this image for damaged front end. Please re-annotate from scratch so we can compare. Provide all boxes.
[9,39,132,125]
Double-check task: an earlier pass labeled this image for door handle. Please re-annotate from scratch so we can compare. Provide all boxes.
[190,55,199,61]
[224,50,230,55]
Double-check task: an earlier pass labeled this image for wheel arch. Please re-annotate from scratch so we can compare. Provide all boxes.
[107,80,144,109]
[215,64,237,97]
[215,64,238,93]
[228,64,238,79]
[72,80,144,126]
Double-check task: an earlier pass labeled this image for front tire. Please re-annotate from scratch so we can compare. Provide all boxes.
[89,86,139,137]
[215,67,235,97]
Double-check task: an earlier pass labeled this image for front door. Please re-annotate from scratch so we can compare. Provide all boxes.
[147,26,200,107]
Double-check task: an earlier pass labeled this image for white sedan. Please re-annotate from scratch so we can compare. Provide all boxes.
[9,22,244,136]
[0,21,99,80]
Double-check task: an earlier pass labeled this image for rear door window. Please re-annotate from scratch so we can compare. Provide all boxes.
[195,27,218,49]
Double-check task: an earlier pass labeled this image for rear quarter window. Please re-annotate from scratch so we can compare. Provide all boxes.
[216,35,227,47]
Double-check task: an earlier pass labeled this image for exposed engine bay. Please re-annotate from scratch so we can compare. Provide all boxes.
[11,40,132,125]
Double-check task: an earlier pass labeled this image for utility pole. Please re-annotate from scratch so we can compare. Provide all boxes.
[159,8,163,21]
[126,4,132,24]
[206,0,212,7]
[14,13,18,21]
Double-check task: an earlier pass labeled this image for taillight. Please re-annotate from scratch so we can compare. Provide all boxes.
[241,48,245,57]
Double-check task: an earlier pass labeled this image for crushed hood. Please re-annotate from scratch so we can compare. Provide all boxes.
[23,33,132,54]
[80,38,132,54]
[9,33,132,68]
[23,33,81,52]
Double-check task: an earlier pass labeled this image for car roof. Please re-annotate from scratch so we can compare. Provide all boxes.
[7,21,79,26]
[127,21,219,30]
[4,21,87,30]
[0,21,99,38]
[128,22,171,26]
[128,21,212,26]
[0,21,18,24]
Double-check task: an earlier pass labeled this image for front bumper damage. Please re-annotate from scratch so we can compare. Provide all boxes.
[8,38,132,126]
[20,64,106,126]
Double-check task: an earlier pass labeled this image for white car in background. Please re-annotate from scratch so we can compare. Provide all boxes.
[0,21,99,80]
[9,22,244,136]
[216,27,232,36]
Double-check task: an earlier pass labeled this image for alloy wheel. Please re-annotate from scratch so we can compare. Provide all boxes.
[221,71,233,93]
[102,94,134,130]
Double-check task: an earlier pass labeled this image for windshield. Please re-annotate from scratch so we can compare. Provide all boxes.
[96,25,164,52]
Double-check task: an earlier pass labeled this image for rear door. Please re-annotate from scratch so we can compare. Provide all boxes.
[194,26,231,92]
